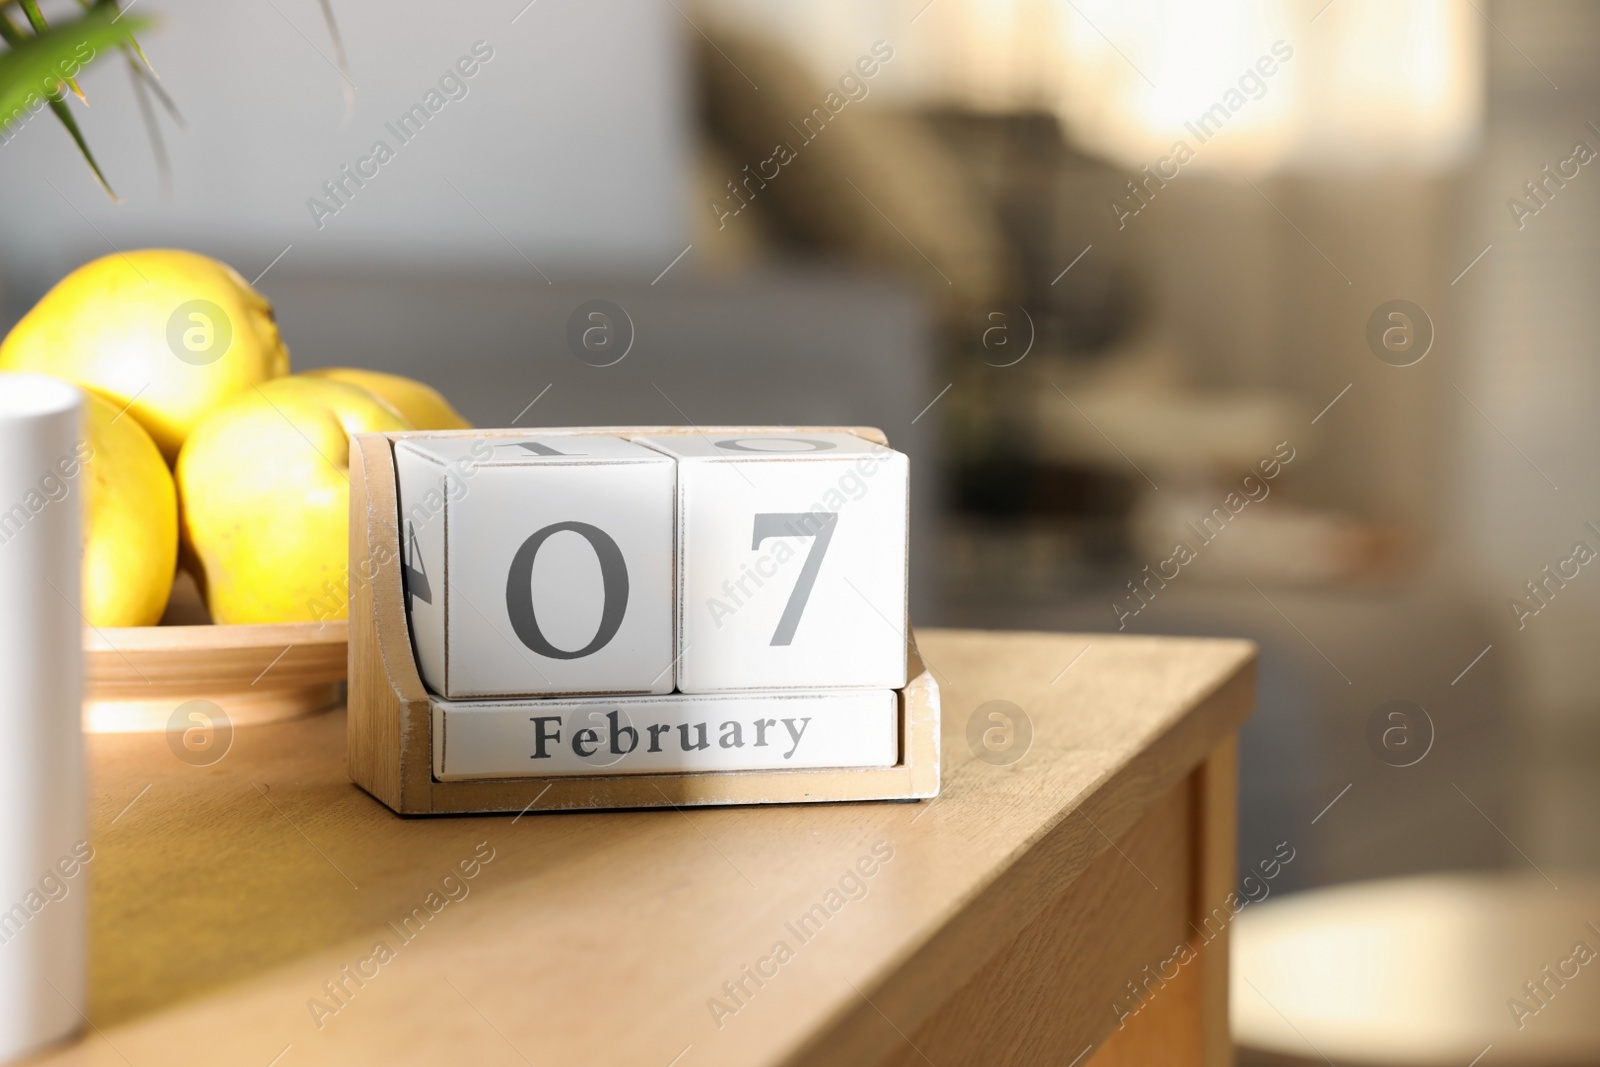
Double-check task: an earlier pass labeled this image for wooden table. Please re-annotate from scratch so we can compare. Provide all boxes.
[39,629,1254,1067]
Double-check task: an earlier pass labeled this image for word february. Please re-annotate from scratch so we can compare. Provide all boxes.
[530,710,813,760]
[434,690,898,780]
[307,41,495,229]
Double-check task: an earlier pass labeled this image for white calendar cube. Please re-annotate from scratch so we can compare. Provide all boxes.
[634,432,909,692]
[394,435,676,699]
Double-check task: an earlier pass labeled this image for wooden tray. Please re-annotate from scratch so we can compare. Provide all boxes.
[346,425,941,816]
[84,576,347,733]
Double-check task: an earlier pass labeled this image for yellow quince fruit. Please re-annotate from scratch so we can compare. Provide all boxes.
[0,250,290,462]
[176,376,409,624]
[304,367,470,430]
[82,390,179,626]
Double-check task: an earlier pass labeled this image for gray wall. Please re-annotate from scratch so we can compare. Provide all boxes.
[0,0,692,295]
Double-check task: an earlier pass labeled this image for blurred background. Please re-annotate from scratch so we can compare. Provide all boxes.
[0,0,1594,1060]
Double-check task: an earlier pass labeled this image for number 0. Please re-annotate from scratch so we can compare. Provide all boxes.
[752,512,837,645]
[505,522,629,659]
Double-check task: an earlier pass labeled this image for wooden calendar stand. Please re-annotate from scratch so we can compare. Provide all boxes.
[346,426,940,816]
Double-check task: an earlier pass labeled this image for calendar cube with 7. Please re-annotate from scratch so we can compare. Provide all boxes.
[634,432,909,693]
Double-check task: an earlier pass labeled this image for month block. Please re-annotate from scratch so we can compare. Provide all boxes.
[394,435,676,699]
[433,689,899,779]
[633,432,909,692]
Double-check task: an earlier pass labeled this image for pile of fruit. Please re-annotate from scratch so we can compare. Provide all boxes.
[0,249,470,626]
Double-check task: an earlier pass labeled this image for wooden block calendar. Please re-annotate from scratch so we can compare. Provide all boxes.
[347,425,940,815]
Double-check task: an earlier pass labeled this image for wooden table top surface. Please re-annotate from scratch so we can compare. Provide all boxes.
[42,628,1254,1067]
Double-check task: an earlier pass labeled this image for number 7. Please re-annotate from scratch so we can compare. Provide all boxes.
[752,512,837,645]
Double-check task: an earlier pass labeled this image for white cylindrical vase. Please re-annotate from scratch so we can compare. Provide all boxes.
[0,373,87,1061]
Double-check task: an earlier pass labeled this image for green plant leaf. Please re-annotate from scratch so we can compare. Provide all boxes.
[46,91,112,196]
[0,5,148,192]
[123,42,182,126]
[0,5,142,120]
[82,0,165,105]
[317,0,353,120]
[16,0,85,102]
[0,9,106,189]
[0,8,25,48]
[126,48,168,194]
[57,0,182,188]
